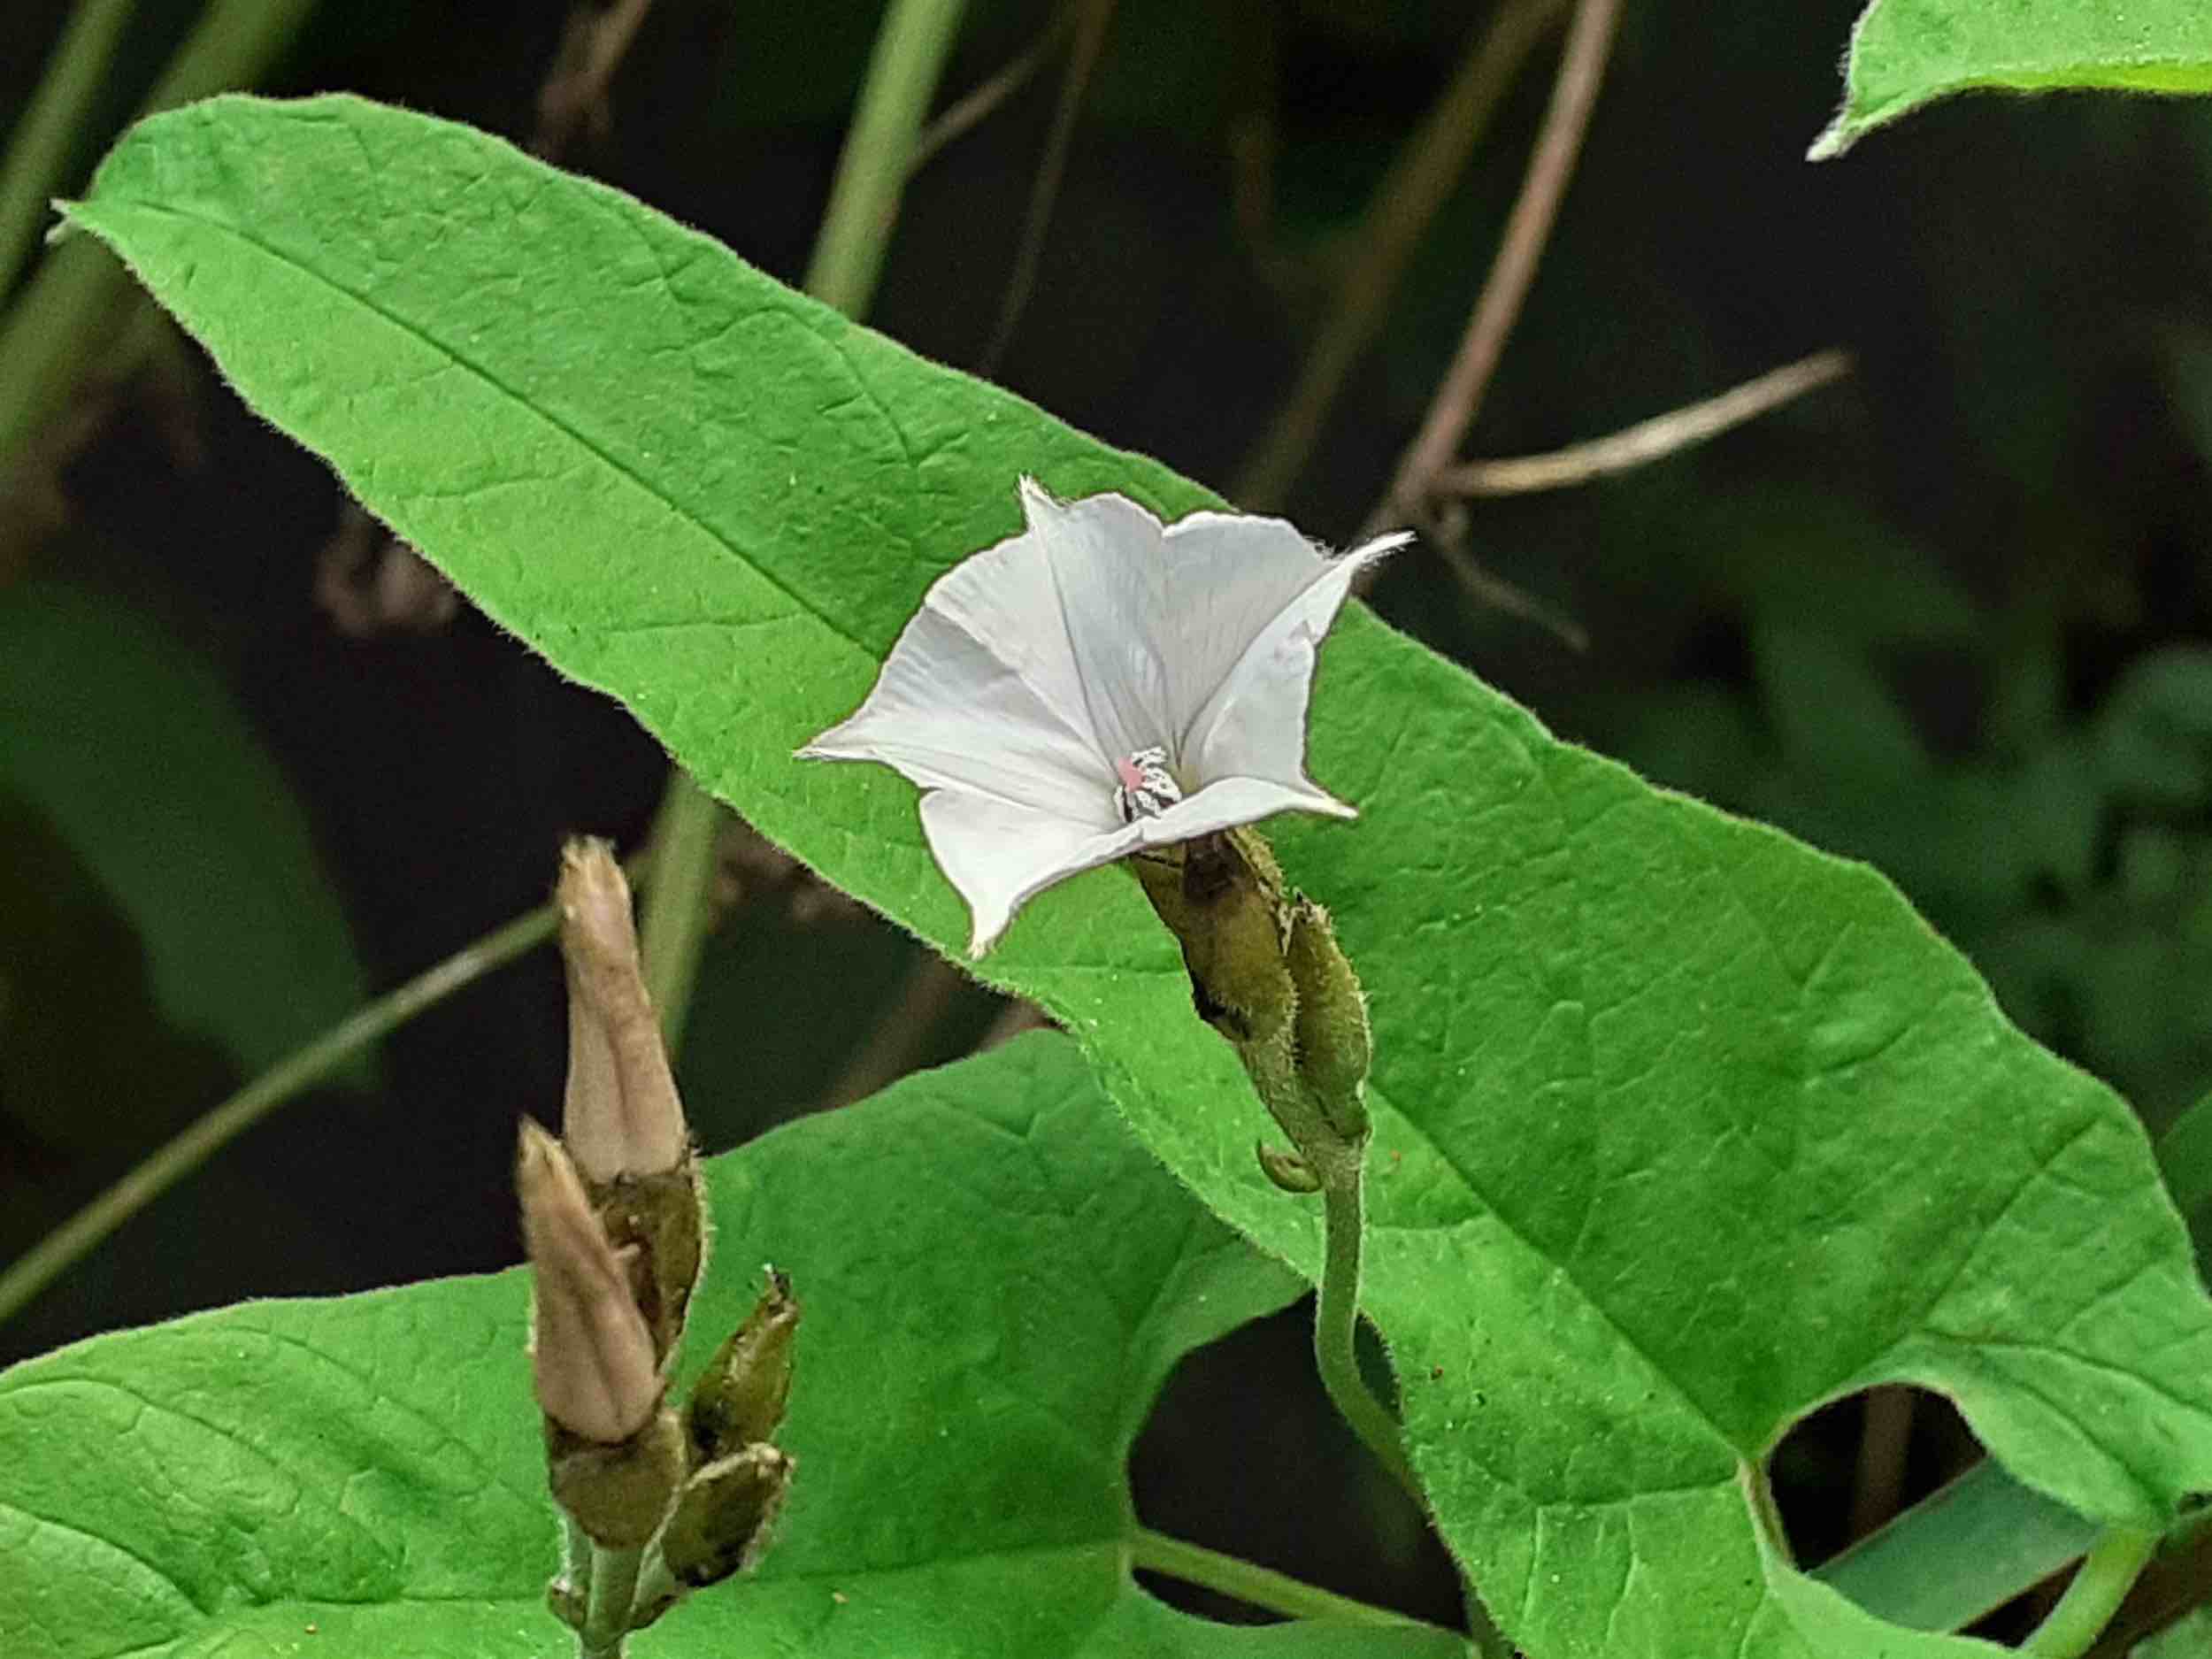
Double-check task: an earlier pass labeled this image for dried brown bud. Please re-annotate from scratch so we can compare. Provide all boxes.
[518,1119,662,1445]
[557,837,687,1182]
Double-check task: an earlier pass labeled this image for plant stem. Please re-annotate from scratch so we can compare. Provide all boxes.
[0,0,317,470]
[634,0,967,1045]
[2023,1528,2159,1657]
[802,0,968,315]
[907,4,1076,176]
[1438,348,1852,497]
[1368,0,1619,534]
[579,1539,645,1659]
[1230,0,1563,511]
[0,881,574,1330]
[636,774,720,1054]
[1312,1161,1420,1500]
[0,0,134,304]
[978,0,1113,373]
[1127,1525,1444,1630]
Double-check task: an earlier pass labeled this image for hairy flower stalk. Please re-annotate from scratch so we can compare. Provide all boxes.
[521,841,796,1657]
[803,480,1415,1493]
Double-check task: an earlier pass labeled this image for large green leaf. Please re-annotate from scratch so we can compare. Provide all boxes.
[63,95,2212,1657]
[1811,0,2212,158]
[0,1033,1458,1658]
[0,578,363,1089]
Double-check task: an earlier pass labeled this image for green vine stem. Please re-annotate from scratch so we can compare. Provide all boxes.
[1315,1160,1516,1659]
[1313,1161,1420,1499]
[635,774,720,1051]
[1127,1525,1448,1630]
[0,856,650,1331]
[580,1540,645,1659]
[634,0,967,1038]
[0,0,318,470]
[2021,1528,2158,1657]
[0,0,134,303]
[802,0,968,317]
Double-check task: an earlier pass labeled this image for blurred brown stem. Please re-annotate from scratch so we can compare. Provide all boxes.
[1231,0,1563,512]
[533,0,655,158]
[1847,1383,1916,1542]
[908,4,1079,175]
[2079,1514,2212,1656]
[978,0,1116,375]
[1368,0,1620,536]
[818,952,967,1109]
[1440,349,1852,496]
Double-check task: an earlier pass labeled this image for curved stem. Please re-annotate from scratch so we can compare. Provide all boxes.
[1312,1164,1515,1659]
[2023,1528,2159,1657]
[1438,348,1852,498]
[1369,0,1619,533]
[1127,1525,1442,1629]
[0,885,576,1330]
[1231,0,1563,511]
[1313,1162,1420,1499]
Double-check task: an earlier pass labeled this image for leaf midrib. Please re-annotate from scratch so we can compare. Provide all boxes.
[80,190,877,663]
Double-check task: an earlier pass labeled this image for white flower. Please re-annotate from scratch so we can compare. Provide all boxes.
[801,480,1408,955]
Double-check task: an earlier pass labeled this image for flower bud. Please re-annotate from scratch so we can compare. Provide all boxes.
[686,1271,799,1463]
[518,1119,663,1446]
[555,837,705,1365]
[657,1444,795,1591]
[547,1407,688,1548]
[557,837,687,1183]
[1286,896,1371,1143]
[1130,827,1297,1048]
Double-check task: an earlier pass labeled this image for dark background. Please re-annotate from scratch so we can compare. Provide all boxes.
[5,0,2212,1639]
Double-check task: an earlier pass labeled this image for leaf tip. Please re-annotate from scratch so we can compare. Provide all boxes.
[1804,119,1855,161]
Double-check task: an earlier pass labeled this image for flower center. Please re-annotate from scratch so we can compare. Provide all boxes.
[1112,747,1182,823]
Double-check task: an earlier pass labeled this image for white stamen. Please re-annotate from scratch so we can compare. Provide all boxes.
[1112,746,1182,823]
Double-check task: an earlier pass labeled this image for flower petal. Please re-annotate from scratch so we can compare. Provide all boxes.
[918,788,1142,955]
[1136,774,1356,851]
[1183,530,1409,798]
[1016,479,1184,763]
[1022,481,1406,764]
[802,599,1116,823]
[518,1120,662,1443]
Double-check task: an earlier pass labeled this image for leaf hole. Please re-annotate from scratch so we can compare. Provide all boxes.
[1771,1385,2092,1645]
[1770,1382,1975,1569]
[1126,1298,1464,1628]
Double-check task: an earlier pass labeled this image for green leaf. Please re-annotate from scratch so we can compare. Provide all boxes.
[65,95,2212,1657]
[0,578,364,1083]
[1811,0,2212,158]
[0,1033,1461,1658]
[2157,1087,2212,1261]
[2138,1606,2212,1655]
